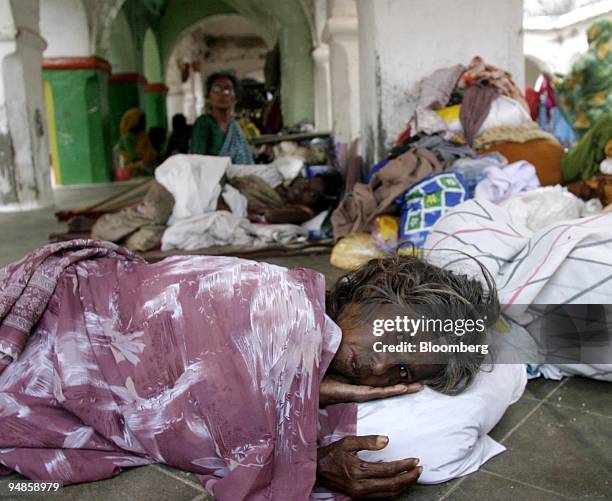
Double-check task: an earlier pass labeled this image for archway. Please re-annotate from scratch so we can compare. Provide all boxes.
[108,7,139,73]
[158,0,315,127]
[165,14,271,126]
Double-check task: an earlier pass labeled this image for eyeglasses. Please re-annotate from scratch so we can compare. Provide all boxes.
[211,84,235,96]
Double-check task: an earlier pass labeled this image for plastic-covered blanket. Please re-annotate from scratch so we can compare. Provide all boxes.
[424,200,612,379]
[0,240,351,500]
[425,199,612,311]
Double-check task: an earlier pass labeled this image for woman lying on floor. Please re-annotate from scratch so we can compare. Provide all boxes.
[90,171,343,252]
[0,242,497,500]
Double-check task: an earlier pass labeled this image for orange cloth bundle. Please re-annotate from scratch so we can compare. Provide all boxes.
[481,138,564,187]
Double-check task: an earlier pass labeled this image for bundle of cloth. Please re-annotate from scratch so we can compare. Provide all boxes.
[406,56,566,187]
[91,155,311,252]
[425,199,612,382]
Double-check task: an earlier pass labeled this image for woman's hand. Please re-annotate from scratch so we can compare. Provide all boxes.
[317,435,422,499]
[319,373,422,406]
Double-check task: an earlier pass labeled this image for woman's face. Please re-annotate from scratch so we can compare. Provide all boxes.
[207,77,237,111]
[286,178,326,207]
[330,303,444,387]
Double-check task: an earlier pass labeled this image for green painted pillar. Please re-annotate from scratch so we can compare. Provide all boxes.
[43,57,113,185]
[144,83,168,131]
[108,73,145,147]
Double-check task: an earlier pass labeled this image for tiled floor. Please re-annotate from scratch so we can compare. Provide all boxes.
[0,185,611,500]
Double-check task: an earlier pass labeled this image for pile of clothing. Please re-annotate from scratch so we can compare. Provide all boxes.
[91,155,317,252]
[329,56,601,270]
[407,56,566,186]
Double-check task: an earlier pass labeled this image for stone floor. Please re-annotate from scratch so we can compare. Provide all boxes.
[0,183,611,500]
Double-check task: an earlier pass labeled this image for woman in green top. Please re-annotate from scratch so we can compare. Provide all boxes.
[189,71,254,164]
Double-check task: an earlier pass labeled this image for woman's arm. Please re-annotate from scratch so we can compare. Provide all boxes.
[264,206,314,224]
[319,373,422,406]
[317,435,422,499]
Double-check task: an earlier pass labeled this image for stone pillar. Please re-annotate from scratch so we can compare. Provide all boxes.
[278,24,315,127]
[193,67,204,118]
[181,64,196,124]
[0,0,53,211]
[312,43,332,131]
[357,0,524,165]
[108,73,145,147]
[43,57,113,185]
[144,83,168,131]
[324,0,361,143]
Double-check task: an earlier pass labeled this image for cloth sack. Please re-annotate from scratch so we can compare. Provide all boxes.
[398,172,470,248]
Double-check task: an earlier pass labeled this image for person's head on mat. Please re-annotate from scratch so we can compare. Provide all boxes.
[327,254,499,395]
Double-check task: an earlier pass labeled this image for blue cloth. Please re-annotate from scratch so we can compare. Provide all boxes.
[551,107,577,148]
[219,120,254,165]
[398,172,471,249]
[367,158,390,182]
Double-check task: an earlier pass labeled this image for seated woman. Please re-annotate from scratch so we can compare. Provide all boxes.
[0,243,496,499]
[117,108,158,176]
[190,71,254,165]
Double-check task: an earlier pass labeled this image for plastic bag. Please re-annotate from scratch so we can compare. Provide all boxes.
[330,233,386,271]
[370,215,400,253]
[498,186,585,232]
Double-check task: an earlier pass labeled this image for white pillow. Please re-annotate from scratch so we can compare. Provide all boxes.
[356,362,526,484]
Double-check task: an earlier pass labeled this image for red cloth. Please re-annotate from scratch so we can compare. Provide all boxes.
[525,87,539,121]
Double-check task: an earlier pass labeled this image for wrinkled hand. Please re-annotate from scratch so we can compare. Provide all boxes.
[317,435,422,499]
[319,374,422,406]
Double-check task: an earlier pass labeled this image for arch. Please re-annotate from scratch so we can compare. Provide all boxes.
[523,53,554,86]
[524,54,546,88]
[143,28,162,83]
[164,14,271,125]
[108,7,139,73]
[159,0,314,124]
[93,0,128,60]
[158,0,240,68]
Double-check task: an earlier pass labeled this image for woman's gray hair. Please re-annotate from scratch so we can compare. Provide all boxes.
[326,254,499,395]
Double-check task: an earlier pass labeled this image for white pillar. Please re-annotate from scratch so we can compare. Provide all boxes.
[193,66,204,118]
[324,0,361,143]
[357,0,524,164]
[0,0,53,212]
[181,63,196,123]
[312,43,332,131]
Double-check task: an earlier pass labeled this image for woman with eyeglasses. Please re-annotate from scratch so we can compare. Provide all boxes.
[189,71,254,164]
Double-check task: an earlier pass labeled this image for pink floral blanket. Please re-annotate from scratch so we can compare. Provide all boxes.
[0,240,354,500]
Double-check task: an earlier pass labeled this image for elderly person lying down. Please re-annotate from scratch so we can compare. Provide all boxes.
[0,241,499,500]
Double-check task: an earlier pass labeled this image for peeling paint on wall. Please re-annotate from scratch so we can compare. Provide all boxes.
[0,103,18,204]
